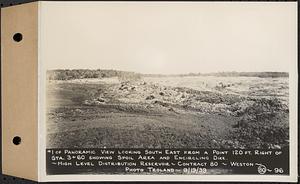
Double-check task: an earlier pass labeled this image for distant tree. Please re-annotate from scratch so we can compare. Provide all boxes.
[56,72,68,80]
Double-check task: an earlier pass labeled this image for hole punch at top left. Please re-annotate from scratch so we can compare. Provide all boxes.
[13,33,23,42]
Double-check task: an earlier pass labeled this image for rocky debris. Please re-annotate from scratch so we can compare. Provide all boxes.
[84,97,107,105]
[220,139,244,149]
[146,95,155,100]
[168,107,179,114]
[215,82,235,90]
[229,101,255,116]
[98,97,106,102]
[154,100,169,107]
[106,80,288,118]
[119,84,128,90]
[48,77,289,149]
[75,109,83,113]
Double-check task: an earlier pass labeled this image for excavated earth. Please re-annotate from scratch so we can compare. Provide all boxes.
[47,78,289,149]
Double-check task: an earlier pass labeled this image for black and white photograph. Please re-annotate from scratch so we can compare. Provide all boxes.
[39,1,297,179]
[0,1,297,182]
[46,70,289,150]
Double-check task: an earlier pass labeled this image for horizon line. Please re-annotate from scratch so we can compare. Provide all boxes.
[46,68,289,75]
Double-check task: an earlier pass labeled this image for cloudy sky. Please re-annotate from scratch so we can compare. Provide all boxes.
[40,2,297,74]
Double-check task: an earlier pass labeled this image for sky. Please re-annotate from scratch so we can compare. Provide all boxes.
[40,2,297,74]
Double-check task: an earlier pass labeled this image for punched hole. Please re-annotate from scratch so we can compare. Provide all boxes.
[13,136,21,145]
[13,33,23,42]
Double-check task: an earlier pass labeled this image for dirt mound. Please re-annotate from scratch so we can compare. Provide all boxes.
[231,98,289,149]
[47,79,289,149]
[102,81,248,116]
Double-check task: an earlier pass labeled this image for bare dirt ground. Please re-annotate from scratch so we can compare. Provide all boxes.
[46,77,289,149]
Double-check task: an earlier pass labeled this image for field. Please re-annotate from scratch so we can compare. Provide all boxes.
[46,75,289,149]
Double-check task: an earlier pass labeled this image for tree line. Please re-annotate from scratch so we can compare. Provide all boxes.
[47,69,288,80]
[143,72,288,78]
[47,69,141,80]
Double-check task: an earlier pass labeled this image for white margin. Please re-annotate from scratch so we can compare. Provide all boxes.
[37,1,298,182]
